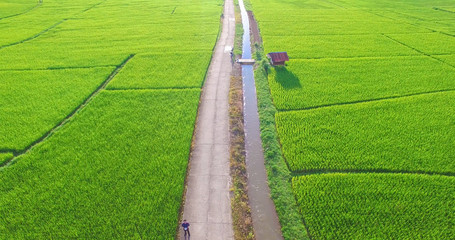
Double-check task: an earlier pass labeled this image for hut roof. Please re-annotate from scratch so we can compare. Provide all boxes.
[267,52,289,62]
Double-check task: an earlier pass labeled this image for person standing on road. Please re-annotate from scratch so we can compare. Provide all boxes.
[182,219,190,239]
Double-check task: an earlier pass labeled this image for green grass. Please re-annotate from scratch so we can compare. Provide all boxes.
[276,92,455,174]
[268,56,455,110]
[293,173,455,240]
[107,52,212,89]
[0,89,200,239]
[0,67,114,151]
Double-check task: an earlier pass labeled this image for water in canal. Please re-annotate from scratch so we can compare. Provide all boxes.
[238,0,283,239]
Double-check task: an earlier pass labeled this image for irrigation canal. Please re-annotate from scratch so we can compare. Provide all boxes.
[238,0,284,239]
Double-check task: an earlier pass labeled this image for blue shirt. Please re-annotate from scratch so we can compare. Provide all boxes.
[182,222,190,230]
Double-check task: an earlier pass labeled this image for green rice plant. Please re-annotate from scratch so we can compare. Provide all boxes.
[0,0,36,18]
[385,32,455,55]
[292,173,455,240]
[251,0,335,11]
[263,34,417,59]
[372,8,454,22]
[0,0,222,70]
[254,61,309,239]
[0,0,103,46]
[268,56,455,110]
[250,0,455,239]
[276,92,455,174]
[0,89,200,239]
[334,0,455,9]
[436,54,455,66]
[107,52,212,89]
[251,0,454,37]
[0,0,223,238]
[369,8,455,35]
[0,68,114,151]
[0,153,13,165]
[0,0,223,151]
[0,41,128,70]
[253,8,407,24]
[257,19,430,36]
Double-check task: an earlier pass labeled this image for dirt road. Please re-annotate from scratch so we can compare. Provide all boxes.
[179,0,235,239]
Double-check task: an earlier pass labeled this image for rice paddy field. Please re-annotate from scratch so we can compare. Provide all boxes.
[0,0,222,238]
[249,0,455,239]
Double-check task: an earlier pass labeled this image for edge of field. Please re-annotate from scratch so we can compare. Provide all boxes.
[243,2,310,238]
[244,1,455,239]
[1,55,133,168]
[254,50,310,240]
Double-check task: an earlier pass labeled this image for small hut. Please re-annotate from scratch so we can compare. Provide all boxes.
[267,52,289,66]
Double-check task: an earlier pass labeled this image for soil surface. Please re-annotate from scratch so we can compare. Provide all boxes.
[229,52,255,239]
[247,11,262,45]
[179,0,236,239]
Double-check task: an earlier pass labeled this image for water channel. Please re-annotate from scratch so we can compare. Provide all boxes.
[238,0,284,239]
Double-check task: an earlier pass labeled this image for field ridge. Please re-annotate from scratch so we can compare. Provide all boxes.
[0,0,42,20]
[0,19,67,50]
[0,0,108,51]
[296,54,419,60]
[0,54,135,168]
[362,10,436,33]
[383,34,455,69]
[289,53,451,60]
[291,169,455,178]
[0,65,118,72]
[278,88,455,112]
[105,86,202,91]
[369,9,455,38]
[433,7,455,14]
[0,149,16,154]
[81,0,107,13]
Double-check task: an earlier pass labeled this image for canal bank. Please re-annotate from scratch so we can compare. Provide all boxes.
[238,0,284,239]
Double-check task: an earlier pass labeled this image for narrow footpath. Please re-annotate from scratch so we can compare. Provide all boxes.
[179,0,235,239]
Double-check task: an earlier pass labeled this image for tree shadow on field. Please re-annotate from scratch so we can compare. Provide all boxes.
[274,66,301,89]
